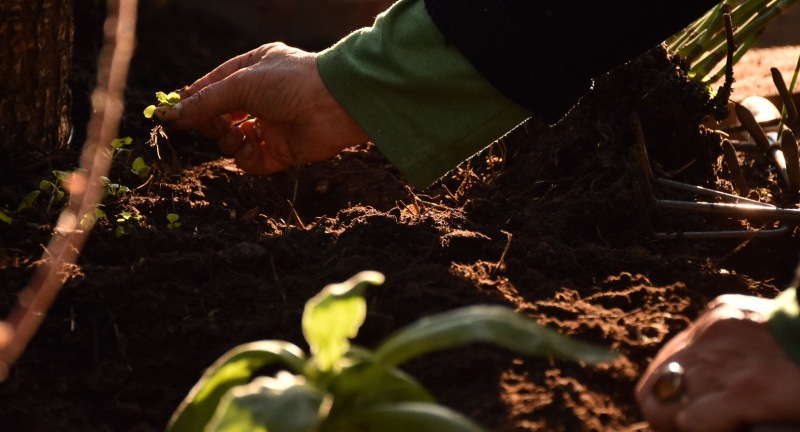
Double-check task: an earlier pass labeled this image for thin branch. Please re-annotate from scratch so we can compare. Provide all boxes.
[0,0,139,380]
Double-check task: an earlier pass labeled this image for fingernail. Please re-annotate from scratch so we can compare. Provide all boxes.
[154,102,182,122]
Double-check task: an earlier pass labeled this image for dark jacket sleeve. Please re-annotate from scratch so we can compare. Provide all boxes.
[423,1,719,124]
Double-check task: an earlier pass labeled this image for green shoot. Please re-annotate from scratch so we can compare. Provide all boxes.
[131,157,151,179]
[101,176,131,199]
[167,213,181,229]
[167,272,617,432]
[114,211,143,238]
[17,191,41,212]
[80,205,107,229]
[667,0,800,83]
[144,91,181,119]
[0,211,12,224]
[111,137,133,159]
[18,170,69,212]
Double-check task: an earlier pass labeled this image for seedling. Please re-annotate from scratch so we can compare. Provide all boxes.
[110,137,133,159]
[17,170,69,212]
[143,91,180,119]
[80,205,107,230]
[115,211,143,238]
[166,213,181,229]
[131,156,151,179]
[168,272,617,432]
[100,176,130,199]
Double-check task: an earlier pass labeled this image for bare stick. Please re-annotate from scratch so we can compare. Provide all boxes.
[0,0,139,380]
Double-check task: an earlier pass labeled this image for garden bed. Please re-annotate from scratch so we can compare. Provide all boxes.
[2,2,800,431]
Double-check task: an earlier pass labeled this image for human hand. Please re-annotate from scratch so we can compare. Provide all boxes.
[155,42,369,175]
[635,294,800,432]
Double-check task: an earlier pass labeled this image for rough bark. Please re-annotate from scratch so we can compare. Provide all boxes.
[0,0,74,163]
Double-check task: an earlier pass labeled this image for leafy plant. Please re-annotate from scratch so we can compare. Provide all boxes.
[167,213,181,229]
[667,0,800,82]
[143,91,180,119]
[168,271,617,432]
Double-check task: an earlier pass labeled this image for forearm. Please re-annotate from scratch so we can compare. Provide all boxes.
[422,0,719,124]
[316,0,531,189]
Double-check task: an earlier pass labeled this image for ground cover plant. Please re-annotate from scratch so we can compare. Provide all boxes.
[2,1,800,431]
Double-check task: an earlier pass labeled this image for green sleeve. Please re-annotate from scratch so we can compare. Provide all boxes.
[316,0,532,189]
[768,287,800,365]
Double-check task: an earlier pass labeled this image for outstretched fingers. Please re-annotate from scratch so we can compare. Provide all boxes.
[180,45,269,98]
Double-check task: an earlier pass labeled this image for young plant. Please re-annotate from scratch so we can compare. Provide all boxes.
[166,213,181,229]
[168,271,617,432]
[131,156,152,179]
[80,205,107,230]
[667,0,800,83]
[100,176,131,199]
[17,170,69,212]
[110,136,133,159]
[143,91,180,119]
[115,211,143,238]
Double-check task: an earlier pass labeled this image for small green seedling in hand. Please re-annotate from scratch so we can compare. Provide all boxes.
[168,272,617,432]
[166,213,181,229]
[131,157,151,179]
[144,91,181,120]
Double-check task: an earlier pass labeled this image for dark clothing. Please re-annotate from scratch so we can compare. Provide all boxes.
[423,1,720,124]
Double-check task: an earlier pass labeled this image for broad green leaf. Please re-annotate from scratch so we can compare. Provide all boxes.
[349,402,486,432]
[206,373,326,432]
[39,180,53,191]
[0,211,12,224]
[143,105,156,118]
[302,271,385,372]
[167,213,180,223]
[168,341,306,432]
[374,305,618,368]
[327,354,434,409]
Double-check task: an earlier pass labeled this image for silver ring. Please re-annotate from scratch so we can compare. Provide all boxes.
[652,361,687,403]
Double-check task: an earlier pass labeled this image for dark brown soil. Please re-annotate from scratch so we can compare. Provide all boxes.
[2,2,800,432]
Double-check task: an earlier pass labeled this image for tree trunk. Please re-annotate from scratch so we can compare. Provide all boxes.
[0,0,74,164]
